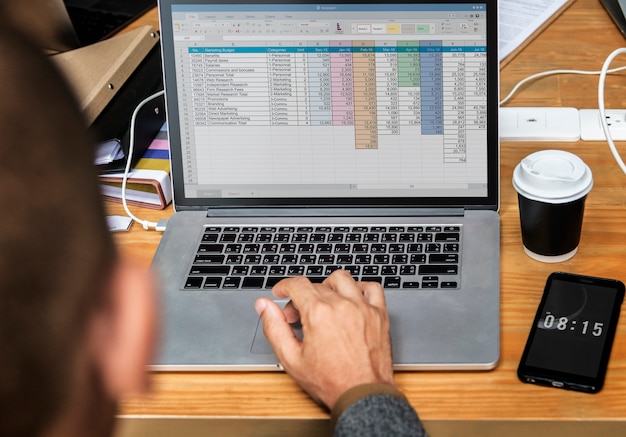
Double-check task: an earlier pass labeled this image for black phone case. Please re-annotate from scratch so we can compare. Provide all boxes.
[517,272,624,393]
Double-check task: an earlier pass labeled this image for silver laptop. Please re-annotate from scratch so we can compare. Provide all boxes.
[153,0,500,371]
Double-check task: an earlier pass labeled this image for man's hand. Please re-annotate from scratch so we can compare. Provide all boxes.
[254,270,395,409]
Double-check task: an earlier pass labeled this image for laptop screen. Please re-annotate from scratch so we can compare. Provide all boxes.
[159,1,499,209]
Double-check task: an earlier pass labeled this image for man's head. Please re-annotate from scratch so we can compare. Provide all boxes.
[0,14,156,437]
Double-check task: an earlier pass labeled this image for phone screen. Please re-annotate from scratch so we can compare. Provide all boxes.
[518,272,624,393]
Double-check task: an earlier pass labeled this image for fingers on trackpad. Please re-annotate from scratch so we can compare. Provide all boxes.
[250,301,303,354]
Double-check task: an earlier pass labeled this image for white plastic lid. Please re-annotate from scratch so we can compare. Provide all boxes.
[512,150,593,203]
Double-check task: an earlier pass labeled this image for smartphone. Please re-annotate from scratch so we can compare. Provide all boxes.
[517,272,625,393]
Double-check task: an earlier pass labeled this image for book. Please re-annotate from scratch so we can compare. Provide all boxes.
[100,123,172,209]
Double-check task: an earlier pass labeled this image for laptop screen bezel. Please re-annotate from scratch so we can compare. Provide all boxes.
[158,0,499,212]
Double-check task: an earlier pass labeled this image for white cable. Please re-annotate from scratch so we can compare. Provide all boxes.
[500,53,626,175]
[121,89,165,230]
[500,66,626,106]
[598,48,626,175]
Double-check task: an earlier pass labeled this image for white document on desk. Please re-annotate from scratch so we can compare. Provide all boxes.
[499,0,574,64]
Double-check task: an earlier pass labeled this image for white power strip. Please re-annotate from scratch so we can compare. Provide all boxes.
[500,107,580,141]
[579,109,626,141]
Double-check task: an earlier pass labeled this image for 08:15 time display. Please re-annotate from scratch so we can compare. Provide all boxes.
[540,312,604,336]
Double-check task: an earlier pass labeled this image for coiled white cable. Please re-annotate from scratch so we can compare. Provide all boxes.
[121,89,166,230]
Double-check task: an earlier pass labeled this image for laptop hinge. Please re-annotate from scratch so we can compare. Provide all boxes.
[205,207,466,218]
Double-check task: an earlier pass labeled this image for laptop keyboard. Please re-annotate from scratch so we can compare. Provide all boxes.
[184,225,461,290]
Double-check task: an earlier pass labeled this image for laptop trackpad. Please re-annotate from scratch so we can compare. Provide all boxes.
[251,301,303,354]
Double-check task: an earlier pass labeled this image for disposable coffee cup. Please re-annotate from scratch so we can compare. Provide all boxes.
[512,150,593,263]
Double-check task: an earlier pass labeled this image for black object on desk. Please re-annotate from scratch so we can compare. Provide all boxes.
[93,38,165,174]
[65,0,157,47]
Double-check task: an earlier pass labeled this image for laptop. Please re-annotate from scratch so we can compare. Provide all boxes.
[4,0,155,52]
[153,0,500,371]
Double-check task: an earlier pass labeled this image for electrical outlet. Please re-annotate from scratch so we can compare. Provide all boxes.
[579,109,626,141]
[500,107,580,141]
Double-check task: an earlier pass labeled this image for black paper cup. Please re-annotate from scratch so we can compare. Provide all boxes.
[512,150,593,263]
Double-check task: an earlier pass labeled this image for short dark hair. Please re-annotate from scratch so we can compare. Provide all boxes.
[0,16,117,437]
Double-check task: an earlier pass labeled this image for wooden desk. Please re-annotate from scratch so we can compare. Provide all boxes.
[112,0,626,435]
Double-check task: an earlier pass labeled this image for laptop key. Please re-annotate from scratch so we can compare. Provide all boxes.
[435,232,460,242]
[371,244,387,253]
[410,254,426,264]
[184,277,204,289]
[344,265,360,276]
[250,265,267,275]
[225,255,243,264]
[281,254,298,264]
[263,255,280,264]
[425,243,441,253]
[265,277,285,288]
[243,244,260,253]
[199,243,223,253]
[337,254,354,264]
[224,244,242,253]
[419,265,458,275]
[202,233,219,243]
[194,254,224,264]
[288,265,305,275]
[232,265,249,275]
[220,233,237,242]
[407,243,423,253]
[300,254,317,264]
[223,277,241,288]
[306,266,324,275]
[238,233,255,243]
[381,265,398,275]
[443,243,460,253]
[392,254,408,264]
[355,254,371,264]
[203,277,222,289]
[334,243,350,253]
[245,254,262,264]
[319,254,335,264]
[190,265,230,275]
[363,265,379,275]
[384,277,402,288]
[422,281,439,288]
[400,265,416,275]
[268,265,286,276]
[373,254,389,264]
[430,254,459,263]
[242,277,264,288]
[324,265,342,275]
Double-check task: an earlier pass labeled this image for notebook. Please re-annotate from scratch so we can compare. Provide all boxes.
[153,0,500,370]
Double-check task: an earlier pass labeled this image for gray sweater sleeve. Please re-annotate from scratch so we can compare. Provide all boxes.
[334,393,428,437]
